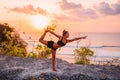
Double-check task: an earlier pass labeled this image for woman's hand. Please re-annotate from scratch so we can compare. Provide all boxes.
[82,36,87,39]
[45,28,50,32]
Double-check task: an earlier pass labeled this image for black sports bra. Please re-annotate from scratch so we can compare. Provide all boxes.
[57,37,67,47]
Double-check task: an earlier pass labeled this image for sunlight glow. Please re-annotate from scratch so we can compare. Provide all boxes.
[31,15,50,29]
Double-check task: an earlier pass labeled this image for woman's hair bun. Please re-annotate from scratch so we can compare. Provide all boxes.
[63,29,66,32]
[62,30,67,36]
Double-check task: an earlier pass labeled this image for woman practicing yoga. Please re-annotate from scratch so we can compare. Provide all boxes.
[39,28,87,71]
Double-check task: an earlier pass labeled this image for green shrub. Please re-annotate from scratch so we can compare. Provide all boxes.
[27,44,51,58]
[74,47,94,64]
[0,23,27,57]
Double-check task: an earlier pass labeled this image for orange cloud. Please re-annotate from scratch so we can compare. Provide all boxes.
[59,0,82,10]
[8,4,47,15]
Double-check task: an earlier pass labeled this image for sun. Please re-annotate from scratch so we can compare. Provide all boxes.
[31,15,50,29]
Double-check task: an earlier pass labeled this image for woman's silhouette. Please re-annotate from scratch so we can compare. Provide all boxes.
[39,28,87,71]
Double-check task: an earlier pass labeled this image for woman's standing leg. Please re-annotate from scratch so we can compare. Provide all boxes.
[51,50,57,71]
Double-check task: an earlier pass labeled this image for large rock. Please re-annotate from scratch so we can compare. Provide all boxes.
[0,55,120,80]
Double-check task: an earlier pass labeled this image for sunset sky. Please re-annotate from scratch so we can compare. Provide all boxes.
[0,0,120,32]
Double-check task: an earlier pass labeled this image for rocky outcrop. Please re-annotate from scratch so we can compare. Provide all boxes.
[0,55,120,80]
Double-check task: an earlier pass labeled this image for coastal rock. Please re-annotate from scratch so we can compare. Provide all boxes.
[0,55,120,80]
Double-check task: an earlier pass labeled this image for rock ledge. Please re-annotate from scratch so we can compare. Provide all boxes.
[0,55,120,80]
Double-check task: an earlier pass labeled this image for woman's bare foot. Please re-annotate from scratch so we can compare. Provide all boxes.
[53,68,57,71]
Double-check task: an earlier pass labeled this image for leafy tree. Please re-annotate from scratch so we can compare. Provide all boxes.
[74,47,94,64]
[47,24,57,31]
[0,23,27,57]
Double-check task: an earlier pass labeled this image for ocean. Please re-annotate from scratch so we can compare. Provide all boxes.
[21,32,120,58]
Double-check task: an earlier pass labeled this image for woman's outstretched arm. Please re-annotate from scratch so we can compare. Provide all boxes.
[47,30,61,39]
[67,36,87,43]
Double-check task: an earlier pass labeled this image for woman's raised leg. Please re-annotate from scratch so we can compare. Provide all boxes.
[39,30,48,45]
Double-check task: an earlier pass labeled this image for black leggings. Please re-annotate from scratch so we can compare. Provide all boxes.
[47,41,57,51]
